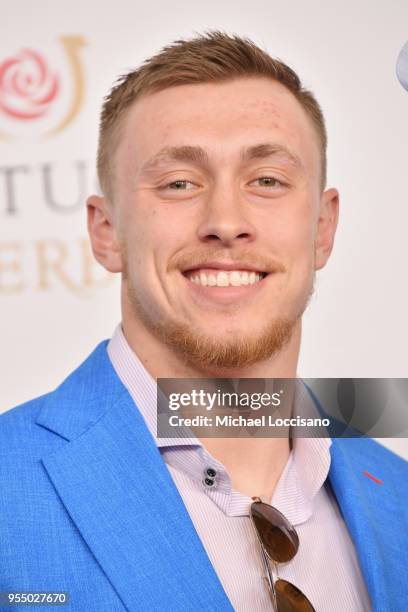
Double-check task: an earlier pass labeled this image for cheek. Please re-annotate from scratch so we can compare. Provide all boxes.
[287,224,316,281]
[265,205,315,259]
[122,203,187,283]
[263,202,316,292]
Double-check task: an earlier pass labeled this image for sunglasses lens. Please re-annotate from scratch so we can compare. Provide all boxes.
[251,502,299,563]
[275,579,315,611]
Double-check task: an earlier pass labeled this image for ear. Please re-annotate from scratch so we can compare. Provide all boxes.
[86,195,123,273]
[314,187,339,271]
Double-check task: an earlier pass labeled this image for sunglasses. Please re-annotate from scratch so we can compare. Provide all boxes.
[250,497,315,611]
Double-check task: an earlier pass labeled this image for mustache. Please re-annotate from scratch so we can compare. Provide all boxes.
[171,249,286,273]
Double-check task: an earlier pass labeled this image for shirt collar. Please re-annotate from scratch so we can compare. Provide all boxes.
[107,323,332,523]
[108,324,198,447]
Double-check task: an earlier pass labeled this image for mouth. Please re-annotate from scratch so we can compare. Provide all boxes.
[183,268,268,287]
[182,268,273,306]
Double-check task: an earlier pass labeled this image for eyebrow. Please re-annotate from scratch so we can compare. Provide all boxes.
[241,143,304,170]
[139,142,304,174]
[140,145,209,173]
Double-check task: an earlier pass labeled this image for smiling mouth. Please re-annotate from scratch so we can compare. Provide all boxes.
[183,269,268,287]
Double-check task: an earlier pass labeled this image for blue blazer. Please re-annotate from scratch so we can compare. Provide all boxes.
[1,342,407,611]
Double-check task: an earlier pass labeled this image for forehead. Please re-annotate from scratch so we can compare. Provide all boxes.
[117,77,320,178]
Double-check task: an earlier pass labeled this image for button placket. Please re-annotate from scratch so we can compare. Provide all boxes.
[203,466,218,488]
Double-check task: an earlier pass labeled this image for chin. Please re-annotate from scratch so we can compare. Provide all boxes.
[158,317,296,371]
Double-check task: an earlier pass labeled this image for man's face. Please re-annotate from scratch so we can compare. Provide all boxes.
[92,77,338,372]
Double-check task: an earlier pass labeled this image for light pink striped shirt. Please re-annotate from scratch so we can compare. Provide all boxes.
[108,325,372,611]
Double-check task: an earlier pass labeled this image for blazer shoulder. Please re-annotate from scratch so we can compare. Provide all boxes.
[1,393,48,429]
[335,436,408,483]
[0,394,55,455]
[361,437,407,469]
[0,341,115,460]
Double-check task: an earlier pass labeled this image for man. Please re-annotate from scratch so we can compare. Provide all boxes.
[1,32,407,612]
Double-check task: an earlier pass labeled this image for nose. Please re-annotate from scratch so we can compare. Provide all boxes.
[197,182,257,246]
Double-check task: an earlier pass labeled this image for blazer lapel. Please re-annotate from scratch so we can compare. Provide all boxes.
[37,342,233,612]
[329,437,408,611]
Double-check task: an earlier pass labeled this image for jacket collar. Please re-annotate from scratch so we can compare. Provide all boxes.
[37,342,233,611]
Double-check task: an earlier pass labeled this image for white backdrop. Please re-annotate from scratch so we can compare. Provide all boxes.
[1,0,407,458]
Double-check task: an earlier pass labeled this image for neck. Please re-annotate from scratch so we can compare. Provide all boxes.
[121,303,301,501]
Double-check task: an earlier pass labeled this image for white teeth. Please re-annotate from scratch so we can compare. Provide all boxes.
[217,272,229,287]
[241,271,249,285]
[230,271,241,286]
[188,270,264,287]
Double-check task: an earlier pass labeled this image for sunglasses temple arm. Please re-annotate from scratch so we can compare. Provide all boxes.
[259,543,278,611]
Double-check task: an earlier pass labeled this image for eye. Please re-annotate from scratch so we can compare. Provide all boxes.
[250,176,285,188]
[160,180,195,190]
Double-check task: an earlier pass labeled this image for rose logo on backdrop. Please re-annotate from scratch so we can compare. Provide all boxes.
[0,49,59,120]
[0,35,86,139]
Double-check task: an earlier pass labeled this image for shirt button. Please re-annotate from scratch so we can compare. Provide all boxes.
[206,467,217,478]
[204,477,215,487]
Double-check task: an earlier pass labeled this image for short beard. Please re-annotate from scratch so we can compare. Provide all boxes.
[151,316,296,370]
[125,280,314,373]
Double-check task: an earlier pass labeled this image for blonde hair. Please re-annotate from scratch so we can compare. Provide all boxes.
[97,31,327,199]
